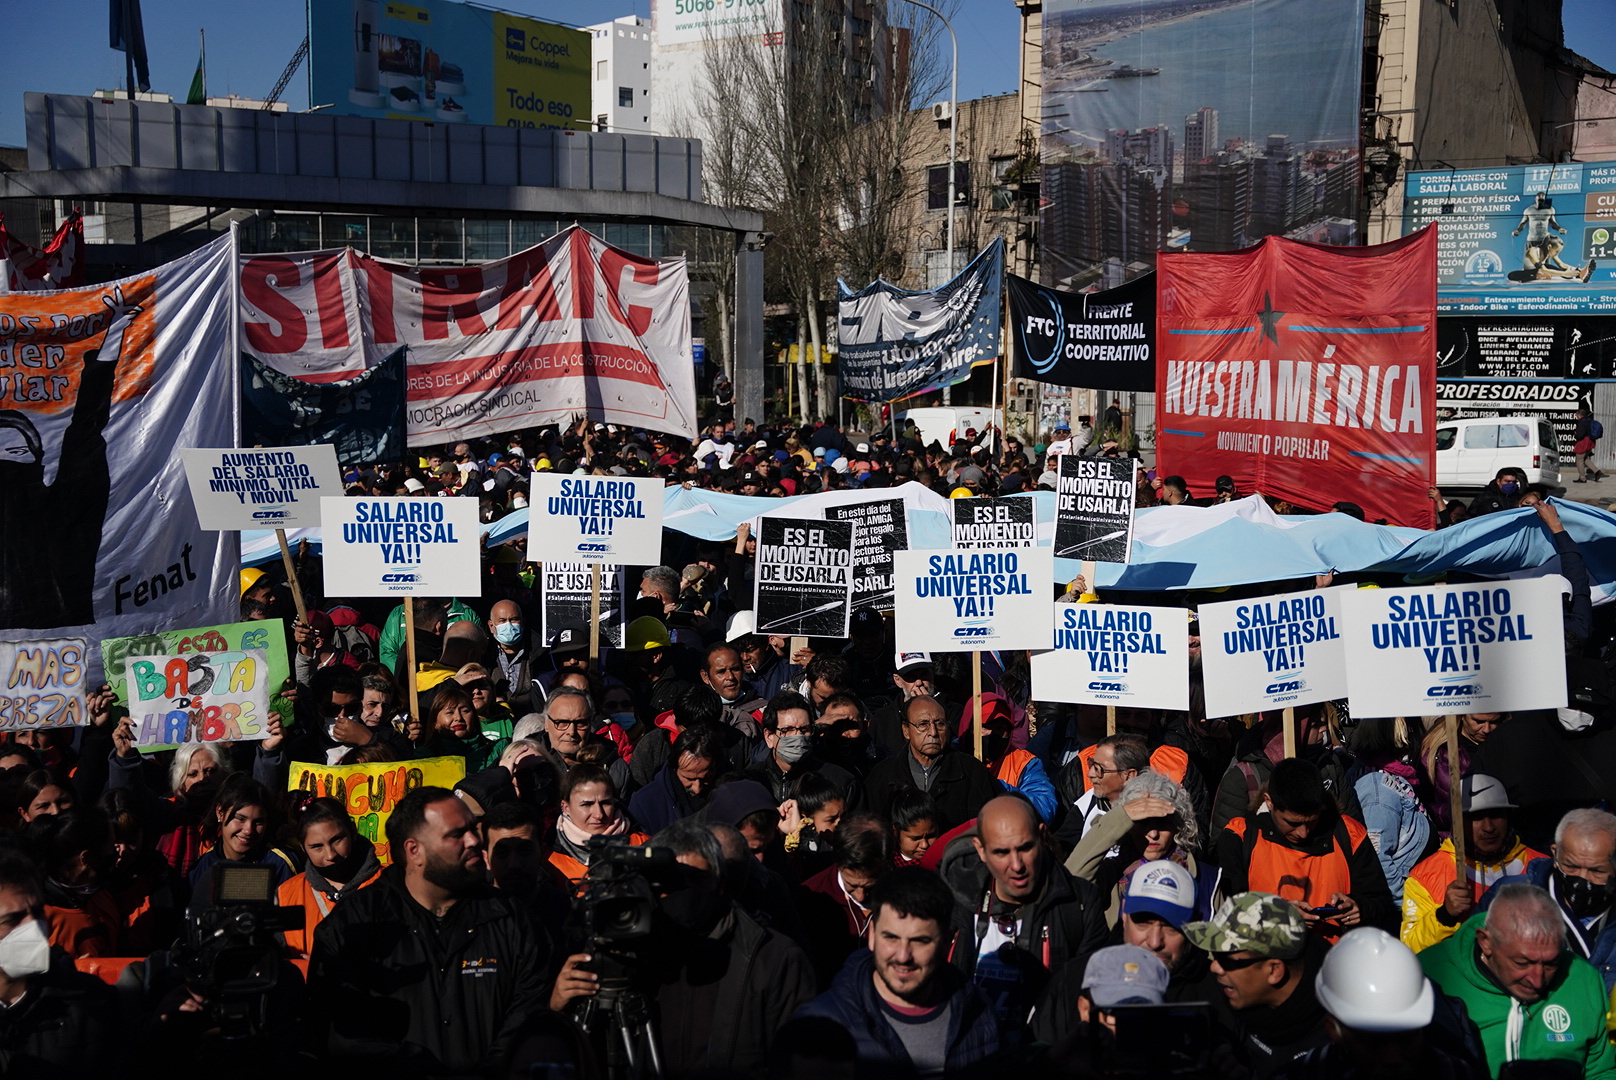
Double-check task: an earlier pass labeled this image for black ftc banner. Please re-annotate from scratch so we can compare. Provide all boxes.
[1009,271,1155,391]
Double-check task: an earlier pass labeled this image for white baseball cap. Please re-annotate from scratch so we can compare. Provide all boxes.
[894,652,933,676]
[1121,860,1196,928]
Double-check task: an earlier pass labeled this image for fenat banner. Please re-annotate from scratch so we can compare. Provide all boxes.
[238,226,697,442]
[1155,230,1437,527]
[1009,272,1155,392]
[0,638,89,730]
[0,235,238,687]
[893,548,1053,652]
[1339,578,1567,718]
[289,756,467,864]
[837,238,1003,403]
[1031,602,1187,710]
[1197,586,1349,719]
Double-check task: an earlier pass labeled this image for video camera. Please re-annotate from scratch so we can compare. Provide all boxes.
[172,863,305,1039]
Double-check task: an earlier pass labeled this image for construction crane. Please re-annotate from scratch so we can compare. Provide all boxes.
[264,35,309,109]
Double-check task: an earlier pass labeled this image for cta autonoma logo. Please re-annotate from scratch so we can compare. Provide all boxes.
[1266,677,1307,695]
[953,620,993,638]
[251,509,291,521]
[382,571,420,583]
[1088,681,1129,694]
[1427,677,1483,699]
[578,543,609,553]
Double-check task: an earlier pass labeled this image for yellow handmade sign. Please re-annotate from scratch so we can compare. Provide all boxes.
[288,755,466,864]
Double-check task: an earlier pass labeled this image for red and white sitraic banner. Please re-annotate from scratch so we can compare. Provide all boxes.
[1155,228,1437,527]
[239,226,697,443]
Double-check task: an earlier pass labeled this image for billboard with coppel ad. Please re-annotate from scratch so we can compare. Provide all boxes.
[310,0,588,129]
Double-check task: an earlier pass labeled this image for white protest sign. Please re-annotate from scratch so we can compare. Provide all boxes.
[952,498,1036,549]
[826,497,909,612]
[180,445,342,530]
[1053,456,1136,562]
[543,563,628,648]
[1198,586,1349,718]
[1340,578,1567,718]
[754,517,855,637]
[123,647,273,746]
[320,496,482,597]
[528,474,664,565]
[0,638,89,729]
[894,547,1052,652]
[1032,602,1187,709]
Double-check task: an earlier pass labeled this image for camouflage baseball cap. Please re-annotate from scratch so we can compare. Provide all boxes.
[1182,892,1306,959]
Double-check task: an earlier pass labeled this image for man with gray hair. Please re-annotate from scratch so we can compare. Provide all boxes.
[1480,806,1616,993]
[531,685,629,790]
[1421,883,1616,1078]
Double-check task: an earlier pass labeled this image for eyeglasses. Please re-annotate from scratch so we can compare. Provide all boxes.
[462,680,493,694]
[321,701,362,719]
[775,726,813,736]
[548,717,593,730]
[904,719,948,732]
[1087,762,1128,777]
[1212,952,1268,972]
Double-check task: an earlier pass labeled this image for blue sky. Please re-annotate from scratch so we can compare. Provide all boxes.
[0,0,1611,148]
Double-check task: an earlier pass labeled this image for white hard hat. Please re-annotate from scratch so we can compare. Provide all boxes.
[1314,927,1433,1033]
[726,610,756,642]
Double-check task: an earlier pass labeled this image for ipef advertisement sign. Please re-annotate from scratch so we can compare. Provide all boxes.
[320,496,483,596]
[1039,0,1363,287]
[1031,602,1187,709]
[894,548,1053,652]
[528,473,664,566]
[753,518,855,637]
[1155,230,1437,527]
[1197,586,1348,719]
[310,0,588,128]
[1053,456,1136,562]
[1340,578,1567,717]
[181,444,343,531]
[1404,163,1616,314]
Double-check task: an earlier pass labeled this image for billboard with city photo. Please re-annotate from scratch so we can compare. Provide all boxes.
[1039,0,1364,290]
[309,0,588,129]
[1404,163,1616,315]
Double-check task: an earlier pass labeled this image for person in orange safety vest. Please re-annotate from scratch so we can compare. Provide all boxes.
[277,796,383,959]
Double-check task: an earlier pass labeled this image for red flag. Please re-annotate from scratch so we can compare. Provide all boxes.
[0,211,85,292]
[1155,228,1436,527]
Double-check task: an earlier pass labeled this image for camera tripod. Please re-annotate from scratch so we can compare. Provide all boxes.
[572,978,665,1080]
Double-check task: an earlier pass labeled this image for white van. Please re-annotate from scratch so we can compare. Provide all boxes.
[1434,416,1560,487]
[896,407,1000,449]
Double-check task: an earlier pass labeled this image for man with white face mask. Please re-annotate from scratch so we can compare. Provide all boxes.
[743,691,861,808]
[0,851,118,1072]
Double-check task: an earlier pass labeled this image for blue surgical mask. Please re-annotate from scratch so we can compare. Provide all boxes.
[494,622,524,646]
[609,710,638,730]
[1500,481,1519,495]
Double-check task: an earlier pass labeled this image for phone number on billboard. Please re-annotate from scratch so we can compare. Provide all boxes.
[674,0,769,12]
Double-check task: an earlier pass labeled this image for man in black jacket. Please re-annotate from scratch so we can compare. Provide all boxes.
[937,796,1110,1037]
[863,695,997,831]
[0,851,118,1079]
[308,786,549,1073]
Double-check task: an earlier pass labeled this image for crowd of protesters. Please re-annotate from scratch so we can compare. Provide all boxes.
[2,412,1614,1080]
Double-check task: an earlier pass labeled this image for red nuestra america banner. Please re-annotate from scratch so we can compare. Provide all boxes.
[1156,228,1436,526]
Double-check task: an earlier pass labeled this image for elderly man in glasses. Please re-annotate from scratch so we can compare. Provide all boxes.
[863,695,998,832]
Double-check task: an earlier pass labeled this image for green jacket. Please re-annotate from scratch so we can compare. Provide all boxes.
[378,598,479,676]
[1419,913,1616,1079]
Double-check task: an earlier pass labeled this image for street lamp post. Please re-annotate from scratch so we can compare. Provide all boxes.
[896,0,957,402]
